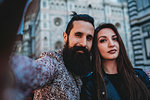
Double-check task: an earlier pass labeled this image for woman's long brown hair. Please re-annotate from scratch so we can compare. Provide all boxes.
[92,23,150,100]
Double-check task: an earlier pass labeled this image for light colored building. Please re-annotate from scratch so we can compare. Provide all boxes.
[23,0,40,58]
[23,0,133,62]
[14,34,23,55]
[128,0,150,70]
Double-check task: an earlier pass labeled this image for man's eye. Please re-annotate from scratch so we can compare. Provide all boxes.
[75,33,82,37]
[99,39,106,43]
[87,36,93,41]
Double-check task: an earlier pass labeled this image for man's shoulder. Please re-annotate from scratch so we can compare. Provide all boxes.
[39,49,63,61]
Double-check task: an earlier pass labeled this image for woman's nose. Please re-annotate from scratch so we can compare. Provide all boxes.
[108,40,115,47]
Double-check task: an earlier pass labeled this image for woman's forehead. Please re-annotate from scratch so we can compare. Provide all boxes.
[97,28,116,36]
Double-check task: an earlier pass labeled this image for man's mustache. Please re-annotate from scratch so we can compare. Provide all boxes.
[72,46,88,54]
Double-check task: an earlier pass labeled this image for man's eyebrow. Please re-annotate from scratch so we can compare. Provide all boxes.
[88,34,93,37]
[75,32,83,34]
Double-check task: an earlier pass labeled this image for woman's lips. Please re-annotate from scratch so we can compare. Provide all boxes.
[108,49,117,54]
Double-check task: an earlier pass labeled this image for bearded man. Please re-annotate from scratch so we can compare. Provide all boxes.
[11,12,95,100]
[33,12,95,100]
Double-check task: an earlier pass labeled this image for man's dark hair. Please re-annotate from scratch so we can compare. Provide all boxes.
[65,11,94,36]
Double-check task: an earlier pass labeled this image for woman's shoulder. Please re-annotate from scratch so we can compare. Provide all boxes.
[82,72,96,82]
[81,72,98,91]
[134,68,149,78]
[134,68,150,91]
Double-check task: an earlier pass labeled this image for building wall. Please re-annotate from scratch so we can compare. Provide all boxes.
[128,0,150,70]
[24,0,132,62]
[22,0,40,59]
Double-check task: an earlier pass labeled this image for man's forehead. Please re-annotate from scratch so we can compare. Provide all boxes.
[72,20,92,25]
[72,20,94,31]
[68,20,94,36]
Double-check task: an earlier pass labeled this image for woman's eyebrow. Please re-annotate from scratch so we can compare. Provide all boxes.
[112,35,117,37]
[98,36,106,40]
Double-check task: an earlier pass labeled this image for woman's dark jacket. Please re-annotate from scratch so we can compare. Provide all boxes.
[80,68,150,100]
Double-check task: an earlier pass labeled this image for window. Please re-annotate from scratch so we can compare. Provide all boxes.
[44,36,48,48]
[51,2,54,5]
[142,25,150,59]
[144,37,150,59]
[55,41,63,50]
[44,23,47,28]
[43,14,46,19]
[115,23,121,30]
[54,17,62,26]
[44,37,47,41]
[143,0,150,8]
[43,1,46,7]
[137,0,143,10]
[70,4,72,9]
[88,4,92,8]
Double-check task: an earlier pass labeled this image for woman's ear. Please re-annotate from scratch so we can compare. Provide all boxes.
[63,32,68,44]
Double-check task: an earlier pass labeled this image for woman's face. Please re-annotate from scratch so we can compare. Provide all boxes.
[97,28,120,60]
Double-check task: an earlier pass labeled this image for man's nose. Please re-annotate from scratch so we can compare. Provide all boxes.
[79,38,87,47]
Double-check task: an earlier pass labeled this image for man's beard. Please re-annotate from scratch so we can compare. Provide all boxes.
[63,44,92,76]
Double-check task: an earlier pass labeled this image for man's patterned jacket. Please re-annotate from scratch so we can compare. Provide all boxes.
[10,50,82,100]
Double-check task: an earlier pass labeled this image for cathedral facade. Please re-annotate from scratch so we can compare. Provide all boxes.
[128,0,150,70]
[23,0,133,63]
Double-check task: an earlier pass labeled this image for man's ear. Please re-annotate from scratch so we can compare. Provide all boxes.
[63,32,68,44]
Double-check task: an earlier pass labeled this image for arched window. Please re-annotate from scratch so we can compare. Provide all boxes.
[44,37,47,41]
[55,41,63,50]
[115,23,121,30]
[54,17,62,26]
[43,36,48,51]
[88,4,92,8]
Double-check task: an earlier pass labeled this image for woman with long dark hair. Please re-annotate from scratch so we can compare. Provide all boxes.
[81,23,150,100]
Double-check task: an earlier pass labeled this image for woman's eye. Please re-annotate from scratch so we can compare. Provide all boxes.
[100,39,106,43]
[113,38,118,41]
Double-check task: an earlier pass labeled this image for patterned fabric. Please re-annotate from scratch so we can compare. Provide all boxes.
[10,49,82,100]
[144,69,150,79]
